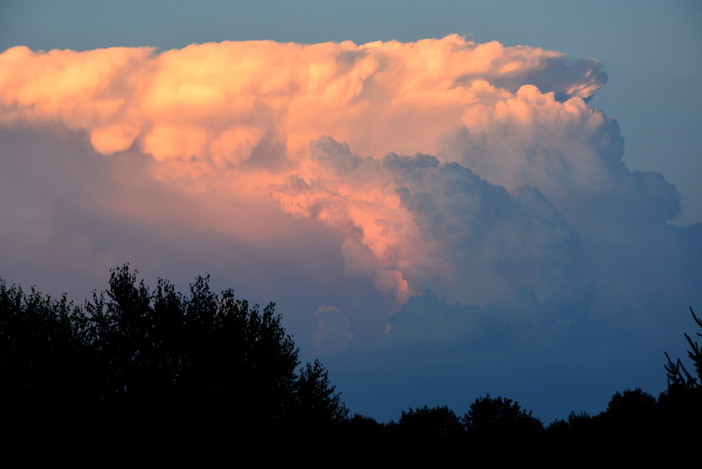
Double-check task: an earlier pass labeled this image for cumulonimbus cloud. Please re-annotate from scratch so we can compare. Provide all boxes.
[0,35,695,334]
[273,136,589,307]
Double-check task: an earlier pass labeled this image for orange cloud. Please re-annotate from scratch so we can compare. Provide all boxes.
[0,36,613,306]
[0,35,605,166]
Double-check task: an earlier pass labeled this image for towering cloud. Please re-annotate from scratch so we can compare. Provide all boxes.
[273,137,588,309]
[1,36,698,420]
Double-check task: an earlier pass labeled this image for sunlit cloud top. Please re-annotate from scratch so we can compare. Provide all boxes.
[0,35,606,165]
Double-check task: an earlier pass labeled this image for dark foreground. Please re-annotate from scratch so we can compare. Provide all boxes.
[2,266,699,465]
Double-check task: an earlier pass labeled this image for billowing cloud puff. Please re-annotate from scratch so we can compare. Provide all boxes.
[438,91,680,232]
[274,137,590,309]
[0,35,606,166]
[313,305,354,354]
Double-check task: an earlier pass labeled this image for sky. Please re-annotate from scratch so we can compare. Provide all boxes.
[0,0,700,423]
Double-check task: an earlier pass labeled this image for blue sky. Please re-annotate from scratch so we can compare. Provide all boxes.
[1,0,700,423]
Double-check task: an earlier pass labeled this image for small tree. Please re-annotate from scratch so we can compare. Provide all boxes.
[664,307,702,389]
[659,306,702,441]
[294,359,348,426]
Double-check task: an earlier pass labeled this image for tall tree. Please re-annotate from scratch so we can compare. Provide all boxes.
[0,265,348,463]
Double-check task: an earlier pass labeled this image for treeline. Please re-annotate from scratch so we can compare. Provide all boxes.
[0,265,346,464]
[1,266,700,464]
[341,385,701,464]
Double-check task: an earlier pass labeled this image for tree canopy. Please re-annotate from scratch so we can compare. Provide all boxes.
[0,265,346,463]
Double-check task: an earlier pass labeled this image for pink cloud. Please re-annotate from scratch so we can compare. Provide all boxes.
[2,35,688,325]
[0,35,605,166]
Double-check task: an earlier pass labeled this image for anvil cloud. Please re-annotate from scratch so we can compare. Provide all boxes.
[0,35,605,161]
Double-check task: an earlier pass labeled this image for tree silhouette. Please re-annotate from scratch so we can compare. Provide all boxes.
[658,306,702,450]
[5,267,702,463]
[462,394,543,460]
[0,278,95,461]
[463,394,543,437]
[0,265,348,463]
[604,388,657,423]
[294,359,349,426]
[664,307,702,389]
[397,405,463,439]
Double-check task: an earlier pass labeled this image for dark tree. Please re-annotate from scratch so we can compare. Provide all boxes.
[463,394,543,437]
[603,388,657,424]
[546,410,597,440]
[463,395,543,432]
[658,306,702,448]
[664,307,702,389]
[597,387,660,453]
[0,279,95,460]
[396,405,464,439]
[294,358,349,425]
[0,265,348,464]
[383,405,465,465]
